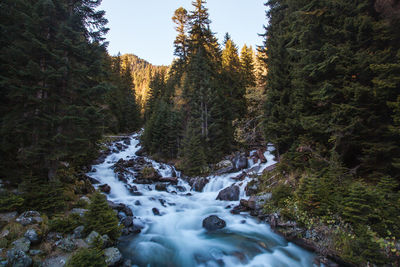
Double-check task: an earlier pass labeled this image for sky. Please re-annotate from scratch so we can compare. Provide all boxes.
[99,0,267,66]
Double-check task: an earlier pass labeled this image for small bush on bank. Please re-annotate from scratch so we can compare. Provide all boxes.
[65,248,106,267]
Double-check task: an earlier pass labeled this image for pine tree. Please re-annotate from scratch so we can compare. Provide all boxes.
[84,192,121,241]
[240,44,256,88]
[180,119,207,176]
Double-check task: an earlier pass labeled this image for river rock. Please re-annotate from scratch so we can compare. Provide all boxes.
[24,229,41,245]
[6,249,32,267]
[233,153,248,171]
[159,177,178,184]
[202,215,226,231]
[152,208,160,216]
[0,211,18,224]
[107,201,133,216]
[216,160,233,169]
[176,186,186,192]
[12,238,30,253]
[121,216,133,227]
[101,235,112,248]
[16,211,42,226]
[99,184,111,193]
[28,250,42,256]
[245,179,259,196]
[87,176,101,184]
[79,196,91,204]
[85,231,101,246]
[190,177,209,192]
[135,147,145,156]
[232,172,247,181]
[104,247,122,266]
[257,149,267,163]
[72,226,85,239]
[55,237,76,252]
[216,185,240,201]
[42,254,71,267]
[155,183,168,192]
[70,208,88,217]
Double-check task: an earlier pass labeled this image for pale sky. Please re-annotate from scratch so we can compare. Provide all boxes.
[99,0,267,66]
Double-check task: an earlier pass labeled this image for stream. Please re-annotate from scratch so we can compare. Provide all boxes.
[87,133,316,267]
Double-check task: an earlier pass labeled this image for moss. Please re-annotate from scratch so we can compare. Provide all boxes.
[65,248,106,267]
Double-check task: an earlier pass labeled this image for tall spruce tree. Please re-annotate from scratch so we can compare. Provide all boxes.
[0,0,110,182]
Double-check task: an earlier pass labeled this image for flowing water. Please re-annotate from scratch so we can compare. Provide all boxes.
[87,133,316,267]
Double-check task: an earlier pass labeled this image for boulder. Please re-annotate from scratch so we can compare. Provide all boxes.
[159,177,178,184]
[122,138,131,145]
[155,183,168,192]
[245,180,259,196]
[176,186,186,192]
[107,201,133,217]
[70,208,88,217]
[190,177,209,192]
[12,238,30,253]
[6,250,32,267]
[79,196,91,204]
[28,250,42,256]
[24,229,41,245]
[72,226,85,239]
[85,231,101,246]
[87,176,101,184]
[202,215,226,231]
[135,147,145,156]
[101,235,112,248]
[152,208,160,216]
[257,149,267,163]
[232,172,247,181]
[216,160,233,169]
[74,239,89,249]
[45,232,63,243]
[42,254,71,267]
[16,211,42,226]
[121,216,133,227]
[216,185,240,201]
[0,211,18,224]
[232,153,248,171]
[55,237,76,252]
[99,184,111,194]
[104,247,122,267]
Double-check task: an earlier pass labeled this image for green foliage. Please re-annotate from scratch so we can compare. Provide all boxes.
[84,192,121,241]
[180,120,207,175]
[271,184,292,209]
[0,192,24,212]
[142,0,249,169]
[66,248,106,267]
[49,214,83,234]
[22,175,65,215]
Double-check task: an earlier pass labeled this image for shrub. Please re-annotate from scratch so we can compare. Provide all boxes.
[0,192,24,212]
[22,176,65,214]
[271,184,292,208]
[49,214,83,234]
[84,192,121,241]
[65,248,106,267]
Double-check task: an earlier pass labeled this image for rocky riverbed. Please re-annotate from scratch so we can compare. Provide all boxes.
[86,132,319,267]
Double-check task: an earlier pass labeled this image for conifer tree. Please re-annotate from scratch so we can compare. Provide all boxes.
[84,192,121,241]
[240,44,256,88]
